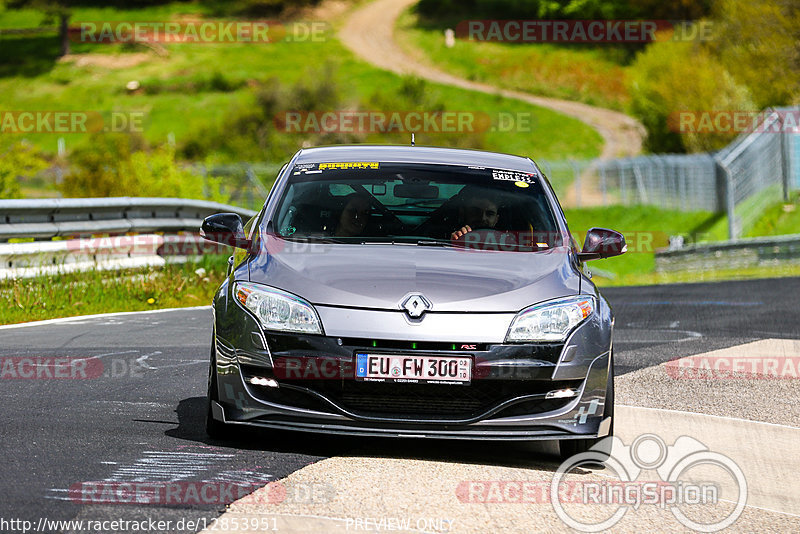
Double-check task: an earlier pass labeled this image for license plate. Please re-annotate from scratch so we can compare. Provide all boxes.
[355,353,471,384]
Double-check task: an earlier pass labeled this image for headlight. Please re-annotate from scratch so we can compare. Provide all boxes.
[234,282,323,335]
[506,295,595,342]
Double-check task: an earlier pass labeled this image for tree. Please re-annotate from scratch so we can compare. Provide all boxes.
[0,143,49,199]
[711,0,800,108]
[629,37,753,153]
[7,0,72,56]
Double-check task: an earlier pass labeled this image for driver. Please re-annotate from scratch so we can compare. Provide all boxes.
[451,190,500,240]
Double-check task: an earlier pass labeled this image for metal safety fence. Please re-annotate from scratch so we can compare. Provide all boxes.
[538,107,799,241]
[0,198,257,279]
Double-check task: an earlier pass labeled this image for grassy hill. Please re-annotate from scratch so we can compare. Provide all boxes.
[0,2,603,172]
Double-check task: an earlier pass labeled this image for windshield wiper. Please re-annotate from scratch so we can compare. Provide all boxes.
[281,236,349,244]
[358,238,459,247]
[362,240,416,246]
[415,239,461,248]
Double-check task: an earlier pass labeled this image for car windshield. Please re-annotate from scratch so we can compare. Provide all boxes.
[272,162,561,251]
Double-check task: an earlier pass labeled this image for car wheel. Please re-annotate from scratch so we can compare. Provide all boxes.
[205,342,227,439]
[558,354,615,462]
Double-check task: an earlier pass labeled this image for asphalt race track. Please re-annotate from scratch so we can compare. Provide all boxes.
[1,277,799,533]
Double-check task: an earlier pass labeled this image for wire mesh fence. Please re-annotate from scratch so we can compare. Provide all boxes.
[714,109,795,239]
[194,162,284,212]
[544,107,799,241]
[595,154,720,211]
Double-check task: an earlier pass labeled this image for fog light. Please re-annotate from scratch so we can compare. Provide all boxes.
[546,388,577,399]
[249,377,279,388]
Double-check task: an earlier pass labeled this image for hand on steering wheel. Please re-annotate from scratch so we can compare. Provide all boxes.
[451,226,502,241]
[451,225,473,240]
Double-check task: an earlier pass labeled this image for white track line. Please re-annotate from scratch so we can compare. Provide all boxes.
[0,306,211,330]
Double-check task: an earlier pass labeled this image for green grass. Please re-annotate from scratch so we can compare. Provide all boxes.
[565,197,800,285]
[594,264,800,287]
[564,205,728,284]
[745,191,800,238]
[0,255,228,325]
[0,3,602,163]
[395,9,634,111]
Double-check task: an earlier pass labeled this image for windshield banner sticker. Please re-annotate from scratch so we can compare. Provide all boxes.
[293,163,322,175]
[319,162,380,170]
[491,169,536,183]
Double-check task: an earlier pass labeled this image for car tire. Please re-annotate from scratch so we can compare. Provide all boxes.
[558,353,615,462]
[205,342,227,439]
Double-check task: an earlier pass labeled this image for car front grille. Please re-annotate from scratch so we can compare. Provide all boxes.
[265,377,582,420]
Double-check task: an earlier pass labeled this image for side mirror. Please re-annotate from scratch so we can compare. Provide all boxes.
[200,213,251,249]
[577,227,626,261]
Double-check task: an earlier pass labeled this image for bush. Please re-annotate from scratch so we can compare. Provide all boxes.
[138,71,246,95]
[415,0,710,21]
[59,134,145,198]
[628,36,754,153]
[0,142,49,199]
[60,133,227,201]
[710,0,800,109]
[180,64,498,162]
[181,64,366,162]
[205,0,322,17]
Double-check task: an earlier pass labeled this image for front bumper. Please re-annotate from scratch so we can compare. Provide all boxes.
[210,330,612,441]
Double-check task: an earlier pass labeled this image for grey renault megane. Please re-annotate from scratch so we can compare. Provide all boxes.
[200,145,626,458]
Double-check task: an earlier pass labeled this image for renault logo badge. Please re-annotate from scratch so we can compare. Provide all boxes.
[401,294,431,318]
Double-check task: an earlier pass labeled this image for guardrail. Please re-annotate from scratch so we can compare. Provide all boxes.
[0,197,257,241]
[655,234,800,272]
[0,197,258,279]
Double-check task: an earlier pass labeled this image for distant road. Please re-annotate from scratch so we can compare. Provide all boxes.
[339,0,645,160]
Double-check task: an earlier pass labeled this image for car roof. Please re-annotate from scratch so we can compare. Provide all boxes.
[293,145,539,173]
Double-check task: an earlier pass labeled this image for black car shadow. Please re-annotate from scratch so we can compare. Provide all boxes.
[165,397,577,473]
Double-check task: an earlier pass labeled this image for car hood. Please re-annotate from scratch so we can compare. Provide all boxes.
[247,240,581,313]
